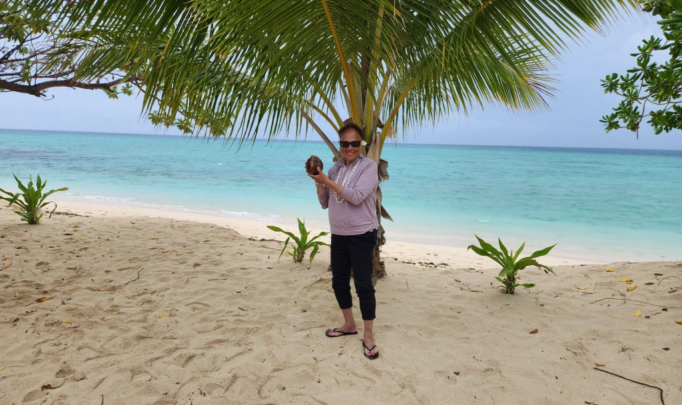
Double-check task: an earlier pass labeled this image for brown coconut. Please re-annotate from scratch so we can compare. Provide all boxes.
[305,155,323,175]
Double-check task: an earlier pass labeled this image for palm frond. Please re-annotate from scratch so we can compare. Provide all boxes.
[27,0,638,145]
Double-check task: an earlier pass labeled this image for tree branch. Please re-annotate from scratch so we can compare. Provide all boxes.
[0,40,27,64]
[0,76,135,97]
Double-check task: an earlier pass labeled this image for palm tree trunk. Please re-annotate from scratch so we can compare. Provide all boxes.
[372,189,387,280]
[368,131,391,280]
[372,157,391,280]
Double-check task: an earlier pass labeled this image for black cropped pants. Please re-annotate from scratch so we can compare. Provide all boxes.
[330,229,377,321]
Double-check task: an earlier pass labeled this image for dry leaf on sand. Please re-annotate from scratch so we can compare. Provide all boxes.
[35,296,52,303]
[627,284,637,292]
[645,282,654,285]
[634,310,641,317]
[2,257,10,261]
[0,366,5,371]
[594,363,606,367]
[577,286,587,290]
[675,320,682,325]
[606,268,615,272]
[125,295,135,300]
[64,320,73,324]
[619,278,633,282]
[158,314,169,318]
[529,329,538,334]
[150,238,159,240]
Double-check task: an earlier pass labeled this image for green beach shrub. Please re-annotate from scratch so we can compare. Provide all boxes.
[267,219,329,263]
[468,235,555,294]
[0,174,68,225]
[601,0,682,135]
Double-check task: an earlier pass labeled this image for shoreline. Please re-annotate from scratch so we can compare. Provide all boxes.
[3,129,681,264]
[51,198,600,268]
[43,192,679,264]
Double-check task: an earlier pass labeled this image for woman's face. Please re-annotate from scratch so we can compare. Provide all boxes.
[340,129,363,164]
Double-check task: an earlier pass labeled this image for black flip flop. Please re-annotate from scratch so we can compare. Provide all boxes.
[363,340,379,359]
[325,328,358,338]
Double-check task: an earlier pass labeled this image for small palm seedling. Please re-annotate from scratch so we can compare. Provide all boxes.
[468,235,555,294]
[267,218,330,263]
[617,343,634,360]
[0,174,68,224]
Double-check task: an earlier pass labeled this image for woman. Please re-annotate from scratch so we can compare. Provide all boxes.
[308,122,380,359]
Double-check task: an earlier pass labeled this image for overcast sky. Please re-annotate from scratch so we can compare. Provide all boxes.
[2,15,681,150]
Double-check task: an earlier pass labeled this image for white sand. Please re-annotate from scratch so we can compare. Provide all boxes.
[1,202,681,404]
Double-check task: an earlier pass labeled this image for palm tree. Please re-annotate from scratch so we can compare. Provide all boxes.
[33,0,637,278]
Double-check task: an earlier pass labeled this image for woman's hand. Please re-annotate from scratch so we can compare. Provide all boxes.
[309,167,345,196]
[307,167,329,185]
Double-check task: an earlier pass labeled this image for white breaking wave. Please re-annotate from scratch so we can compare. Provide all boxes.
[56,193,280,222]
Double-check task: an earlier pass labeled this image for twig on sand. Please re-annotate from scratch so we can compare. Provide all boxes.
[460,284,482,293]
[593,368,665,405]
[658,276,682,286]
[589,297,678,308]
[124,269,144,286]
[53,211,88,217]
[100,395,104,405]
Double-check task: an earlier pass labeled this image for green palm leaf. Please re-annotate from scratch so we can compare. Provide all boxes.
[0,174,67,224]
[470,236,556,294]
[32,0,637,143]
[268,219,329,263]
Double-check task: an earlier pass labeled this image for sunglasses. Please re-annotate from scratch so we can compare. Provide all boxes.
[339,140,364,148]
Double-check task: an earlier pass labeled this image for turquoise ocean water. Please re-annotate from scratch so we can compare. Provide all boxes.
[1,129,681,262]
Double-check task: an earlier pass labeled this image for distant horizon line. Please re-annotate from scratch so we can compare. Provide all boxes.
[2,127,681,152]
